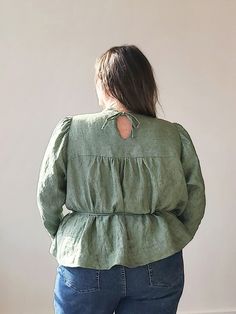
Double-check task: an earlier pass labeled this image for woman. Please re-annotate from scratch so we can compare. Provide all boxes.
[37,45,206,314]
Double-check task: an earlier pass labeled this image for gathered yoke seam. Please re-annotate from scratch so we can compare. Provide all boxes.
[68,154,176,161]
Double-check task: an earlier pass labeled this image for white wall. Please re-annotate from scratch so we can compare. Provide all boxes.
[1,0,235,313]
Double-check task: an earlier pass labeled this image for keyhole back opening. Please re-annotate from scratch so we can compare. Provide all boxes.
[115,115,133,140]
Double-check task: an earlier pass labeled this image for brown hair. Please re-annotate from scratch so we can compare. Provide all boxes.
[94,44,163,117]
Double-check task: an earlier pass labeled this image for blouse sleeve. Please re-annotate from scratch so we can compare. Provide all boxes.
[173,122,206,239]
[36,116,72,240]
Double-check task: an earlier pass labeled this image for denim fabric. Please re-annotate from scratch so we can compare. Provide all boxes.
[36,104,206,269]
[54,250,184,314]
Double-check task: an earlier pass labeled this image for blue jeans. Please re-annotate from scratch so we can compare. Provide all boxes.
[54,250,184,314]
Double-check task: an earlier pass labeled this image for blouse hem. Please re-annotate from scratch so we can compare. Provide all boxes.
[49,235,193,270]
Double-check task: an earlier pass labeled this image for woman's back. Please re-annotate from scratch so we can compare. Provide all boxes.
[37,104,206,270]
[37,44,206,314]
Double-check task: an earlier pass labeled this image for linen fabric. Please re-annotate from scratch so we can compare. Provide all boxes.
[36,105,206,270]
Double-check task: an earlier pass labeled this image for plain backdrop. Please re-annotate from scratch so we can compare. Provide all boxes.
[1,1,235,313]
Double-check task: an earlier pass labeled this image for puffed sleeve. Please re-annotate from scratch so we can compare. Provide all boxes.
[36,116,72,240]
[173,122,206,239]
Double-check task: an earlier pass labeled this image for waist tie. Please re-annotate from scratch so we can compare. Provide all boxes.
[70,211,162,216]
[101,111,140,138]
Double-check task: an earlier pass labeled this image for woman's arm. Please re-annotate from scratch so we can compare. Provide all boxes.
[173,122,206,239]
[36,116,72,240]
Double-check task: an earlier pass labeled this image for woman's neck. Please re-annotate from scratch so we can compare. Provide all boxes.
[104,101,129,112]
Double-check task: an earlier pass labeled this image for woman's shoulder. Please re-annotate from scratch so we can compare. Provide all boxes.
[171,121,195,145]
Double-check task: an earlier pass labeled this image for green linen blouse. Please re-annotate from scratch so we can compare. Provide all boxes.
[36,104,206,270]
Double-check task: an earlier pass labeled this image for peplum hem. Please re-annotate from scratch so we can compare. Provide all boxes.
[49,210,193,270]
